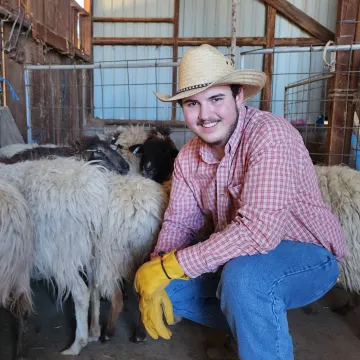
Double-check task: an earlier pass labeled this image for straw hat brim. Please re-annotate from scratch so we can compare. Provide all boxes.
[154,69,267,102]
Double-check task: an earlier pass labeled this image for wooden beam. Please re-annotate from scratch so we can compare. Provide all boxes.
[93,36,325,47]
[93,37,267,46]
[260,5,276,112]
[325,0,360,165]
[259,0,334,43]
[93,17,174,23]
[101,119,187,128]
[275,37,324,46]
[171,0,180,122]
[83,0,91,13]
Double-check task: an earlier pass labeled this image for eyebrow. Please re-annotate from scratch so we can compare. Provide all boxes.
[183,93,226,104]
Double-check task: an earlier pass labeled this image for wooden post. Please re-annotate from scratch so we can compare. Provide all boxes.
[171,0,180,122]
[260,4,276,112]
[325,0,360,165]
[230,0,237,65]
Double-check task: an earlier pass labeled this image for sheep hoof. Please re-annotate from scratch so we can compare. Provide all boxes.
[103,328,115,341]
[61,340,87,356]
[130,330,147,343]
[88,326,101,342]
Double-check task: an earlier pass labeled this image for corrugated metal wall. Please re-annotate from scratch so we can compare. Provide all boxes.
[93,0,337,123]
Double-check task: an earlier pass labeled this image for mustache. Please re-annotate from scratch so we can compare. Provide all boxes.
[197,118,221,126]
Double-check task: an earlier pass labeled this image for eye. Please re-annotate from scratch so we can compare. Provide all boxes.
[212,97,223,102]
[95,150,102,154]
[186,101,197,107]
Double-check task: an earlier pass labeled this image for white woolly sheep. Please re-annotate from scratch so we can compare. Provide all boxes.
[89,173,168,341]
[0,178,35,359]
[314,164,360,295]
[0,158,112,356]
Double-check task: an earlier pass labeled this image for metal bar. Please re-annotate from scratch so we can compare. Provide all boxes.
[24,69,32,144]
[284,74,334,90]
[239,43,360,55]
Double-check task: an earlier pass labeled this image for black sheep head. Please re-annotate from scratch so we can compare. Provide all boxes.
[129,126,179,184]
[73,135,130,175]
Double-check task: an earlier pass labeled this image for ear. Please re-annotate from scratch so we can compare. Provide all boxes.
[129,144,144,155]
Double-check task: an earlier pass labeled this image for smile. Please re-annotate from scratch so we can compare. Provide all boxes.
[201,121,219,128]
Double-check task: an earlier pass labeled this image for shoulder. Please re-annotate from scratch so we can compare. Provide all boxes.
[243,106,305,149]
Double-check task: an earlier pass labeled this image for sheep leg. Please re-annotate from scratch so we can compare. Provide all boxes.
[104,288,124,341]
[130,312,147,343]
[331,293,360,316]
[61,276,89,356]
[88,285,101,342]
[14,296,29,360]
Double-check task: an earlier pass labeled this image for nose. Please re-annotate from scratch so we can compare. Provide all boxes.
[199,103,213,121]
[144,161,152,170]
[116,157,130,174]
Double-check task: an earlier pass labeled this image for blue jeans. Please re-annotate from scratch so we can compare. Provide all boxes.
[165,240,339,360]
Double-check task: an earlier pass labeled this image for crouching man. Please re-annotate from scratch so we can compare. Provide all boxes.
[134,44,345,360]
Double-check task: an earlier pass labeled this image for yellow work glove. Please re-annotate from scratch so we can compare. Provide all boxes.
[139,290,175,340]
[134,250,189,300]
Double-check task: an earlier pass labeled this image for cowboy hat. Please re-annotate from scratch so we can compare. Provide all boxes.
[154,44,267,102]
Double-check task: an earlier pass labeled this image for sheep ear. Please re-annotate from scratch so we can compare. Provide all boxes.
[73,139,82,151]
[129,144,144,155]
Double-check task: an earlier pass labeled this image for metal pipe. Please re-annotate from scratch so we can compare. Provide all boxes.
[23,44,360,71]
[239,44,360,55]
[24,69,32,143]
[24,62,180,70]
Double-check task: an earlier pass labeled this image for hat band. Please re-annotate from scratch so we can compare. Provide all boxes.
[176,82,212,95]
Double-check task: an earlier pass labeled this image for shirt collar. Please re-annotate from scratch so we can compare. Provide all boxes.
[199,105,247,164]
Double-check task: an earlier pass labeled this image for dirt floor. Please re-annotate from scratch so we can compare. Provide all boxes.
[1,281,360,360]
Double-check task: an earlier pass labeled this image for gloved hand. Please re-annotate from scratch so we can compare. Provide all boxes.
[134,250,189,300]
[139,290,175,340]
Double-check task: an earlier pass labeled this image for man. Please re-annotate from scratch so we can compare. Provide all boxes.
[134,44,345,360]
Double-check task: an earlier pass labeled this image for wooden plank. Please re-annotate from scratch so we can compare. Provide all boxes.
[275,37,323,46]
[325,0,360,165]
[93,37,267,46]
[93,17,174,23]
[171,0,180,122]
[0,106,25,146]
[260,4,276,112]
[259,0,334,42]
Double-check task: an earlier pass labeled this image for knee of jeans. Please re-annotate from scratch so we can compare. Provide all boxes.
[218,256,263,300]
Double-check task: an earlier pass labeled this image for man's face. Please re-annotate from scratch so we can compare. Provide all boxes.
[181,85,244,147]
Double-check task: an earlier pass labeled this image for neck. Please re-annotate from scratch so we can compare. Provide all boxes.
[211,145,225,161]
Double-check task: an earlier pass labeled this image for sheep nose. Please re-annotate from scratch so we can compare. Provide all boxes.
[144,161,152,170]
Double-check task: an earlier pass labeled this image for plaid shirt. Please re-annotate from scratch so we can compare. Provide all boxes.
[153,106,345,278]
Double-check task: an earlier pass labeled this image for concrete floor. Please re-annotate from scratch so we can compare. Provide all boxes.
[1,281,360,360]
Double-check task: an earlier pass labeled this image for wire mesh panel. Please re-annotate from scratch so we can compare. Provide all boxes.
[23,44,360,167]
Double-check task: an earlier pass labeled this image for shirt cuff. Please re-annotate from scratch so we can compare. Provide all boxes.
[176,243,212,278]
